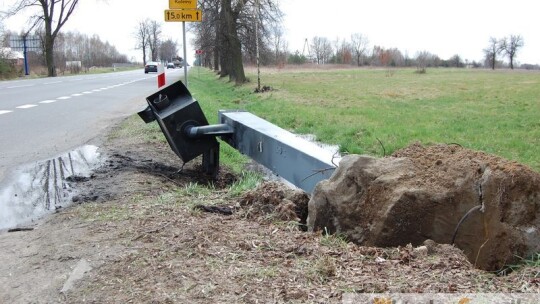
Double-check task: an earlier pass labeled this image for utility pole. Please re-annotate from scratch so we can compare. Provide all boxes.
[302,38,309,57]
[255,0,260,91]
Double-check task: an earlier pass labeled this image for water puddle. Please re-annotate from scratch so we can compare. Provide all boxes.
[0,145,104,230]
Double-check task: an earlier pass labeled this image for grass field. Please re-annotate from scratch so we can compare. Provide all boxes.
[188,66,540,173]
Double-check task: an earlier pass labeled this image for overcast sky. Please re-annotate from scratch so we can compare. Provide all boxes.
[2,0,539,65]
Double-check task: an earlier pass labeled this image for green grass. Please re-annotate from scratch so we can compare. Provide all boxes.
[108,114,164,144]
[228,171,263,197]
[497,253,540,276]
[189,67,540,172]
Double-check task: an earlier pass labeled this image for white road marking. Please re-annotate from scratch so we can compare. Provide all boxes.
[7,84,33,89]
[2,77,152,114]
[17,104,38,109]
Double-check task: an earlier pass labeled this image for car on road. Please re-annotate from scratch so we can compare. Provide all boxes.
[144,61,160,73]
[167,62,175,69]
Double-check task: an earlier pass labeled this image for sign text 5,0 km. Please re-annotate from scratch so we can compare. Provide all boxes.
[169,0,197,9]
[165,9,202,22]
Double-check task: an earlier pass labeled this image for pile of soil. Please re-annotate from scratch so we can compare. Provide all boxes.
[308,143,540,271]
[237,182,309,226]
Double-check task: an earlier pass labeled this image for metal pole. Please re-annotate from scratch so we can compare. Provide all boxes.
[23,36,29,76]
[182,21,188,88]
[255,0,260,91]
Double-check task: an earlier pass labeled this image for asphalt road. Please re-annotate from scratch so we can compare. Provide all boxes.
[0,68,185,183]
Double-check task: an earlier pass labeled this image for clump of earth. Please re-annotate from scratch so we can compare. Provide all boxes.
[308,143,540,271]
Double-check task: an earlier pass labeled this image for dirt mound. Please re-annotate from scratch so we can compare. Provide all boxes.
[308,143,540,270]
[237,182,309,226]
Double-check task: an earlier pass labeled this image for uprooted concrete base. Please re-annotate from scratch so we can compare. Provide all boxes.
[307,143,540,270]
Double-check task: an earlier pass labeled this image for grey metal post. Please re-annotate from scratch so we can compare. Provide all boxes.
[255,0,260,91]
[182,21,188,87]
[23,35,29,76]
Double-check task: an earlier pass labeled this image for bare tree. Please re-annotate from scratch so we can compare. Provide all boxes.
[269,24,285,65]
[310,37,323,64]
[483,37,503,70]
[371,46,403,67]
[218,0,244,82]
[351,33,369,66]
[4,0,80,76]
[448,54,463,68]
[191,0,219,70]
[336,39,352,64]
[193,0,282,84]
[311,36,332,64]
[415,51,439,72]
[134,19,150,65]
[500,35,524,70]
[147,20,162,62]
[415,51,429,72]
[159,39,178,62]
[0,20,5,44]
[321,39,332,64]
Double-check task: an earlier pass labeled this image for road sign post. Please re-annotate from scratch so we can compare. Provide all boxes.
[196,49,204,78]
[165,1,203,89]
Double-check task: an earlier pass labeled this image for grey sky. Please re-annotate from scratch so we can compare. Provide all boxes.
[3,0,539,65]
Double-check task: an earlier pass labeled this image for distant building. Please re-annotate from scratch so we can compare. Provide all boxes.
[1,48,24,66]
[66,61,82,68]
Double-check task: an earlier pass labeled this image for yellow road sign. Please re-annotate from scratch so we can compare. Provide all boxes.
[169,0,197,9]
[165,9,202,22]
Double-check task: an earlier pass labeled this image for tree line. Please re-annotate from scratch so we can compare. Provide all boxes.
[288,35,493,69]
[1,29,129,75]
[190,1,534,82]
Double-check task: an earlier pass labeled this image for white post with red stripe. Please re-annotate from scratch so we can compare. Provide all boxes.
[157,63,166,88]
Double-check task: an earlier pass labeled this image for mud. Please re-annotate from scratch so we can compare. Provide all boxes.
[71,149,238,205]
